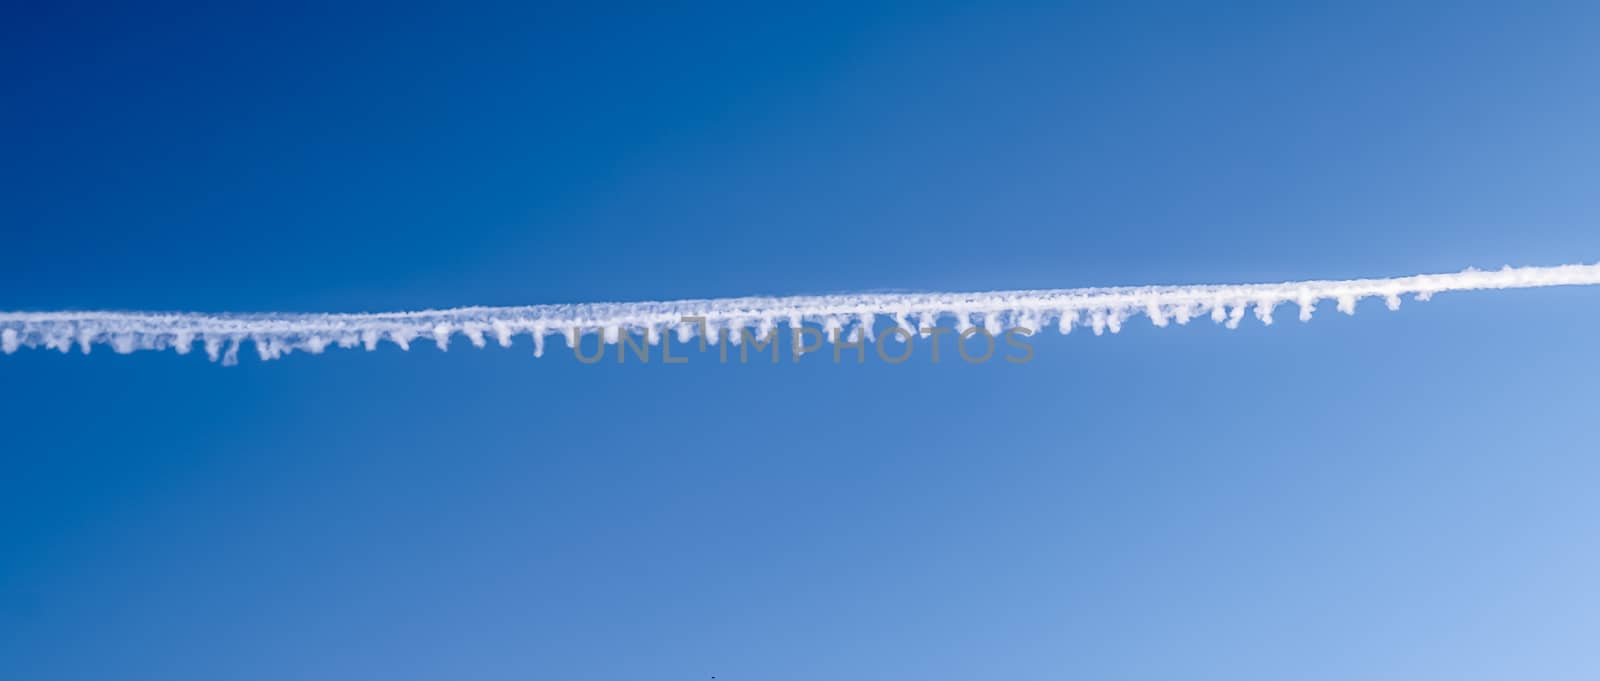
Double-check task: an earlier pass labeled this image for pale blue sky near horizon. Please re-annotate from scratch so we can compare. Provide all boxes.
[4,2,1600,679]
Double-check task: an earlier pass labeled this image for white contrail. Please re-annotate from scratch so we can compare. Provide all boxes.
[3,262,1598,364]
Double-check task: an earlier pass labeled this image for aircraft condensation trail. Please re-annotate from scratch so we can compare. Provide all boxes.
[3,262,1597,364]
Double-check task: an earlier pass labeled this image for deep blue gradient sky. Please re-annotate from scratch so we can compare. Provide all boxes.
[4,3,1600,679]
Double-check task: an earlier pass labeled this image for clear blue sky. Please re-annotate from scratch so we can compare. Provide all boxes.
[4,3,1600,679]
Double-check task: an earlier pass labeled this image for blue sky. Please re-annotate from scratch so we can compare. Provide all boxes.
[4,3,1600,679]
